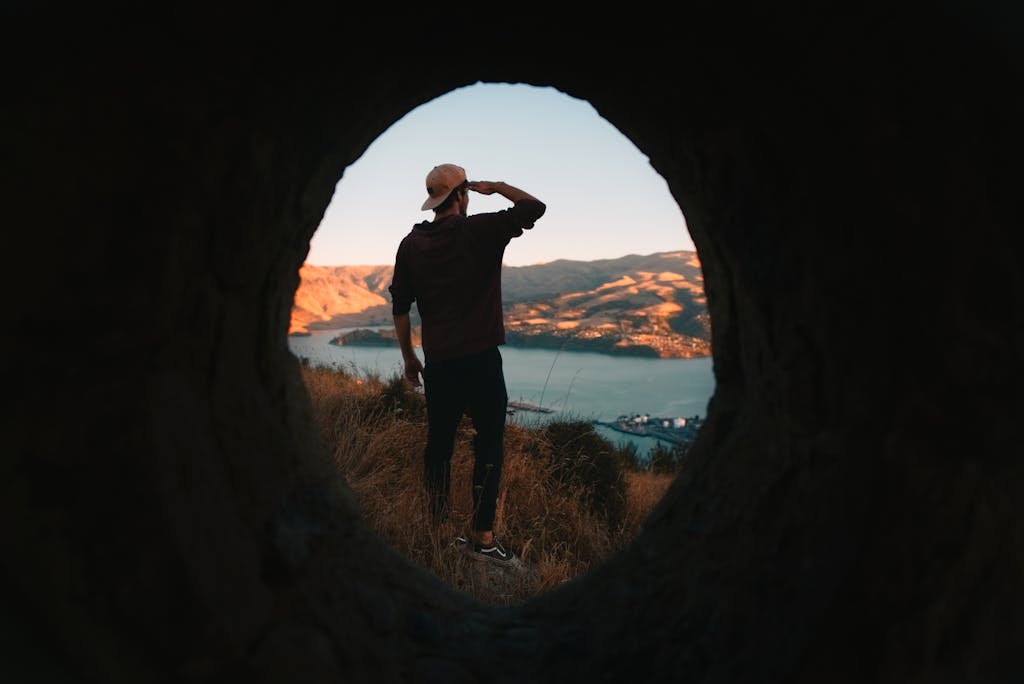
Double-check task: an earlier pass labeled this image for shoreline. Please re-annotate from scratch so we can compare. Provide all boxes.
[290,327,711,361]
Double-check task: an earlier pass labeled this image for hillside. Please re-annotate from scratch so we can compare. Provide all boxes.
[291,251,710,358]
[289,263,394,333]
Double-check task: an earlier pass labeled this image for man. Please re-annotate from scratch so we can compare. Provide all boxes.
[388,163,546,564]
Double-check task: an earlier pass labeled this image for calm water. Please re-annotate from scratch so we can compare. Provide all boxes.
[287,328,716,455]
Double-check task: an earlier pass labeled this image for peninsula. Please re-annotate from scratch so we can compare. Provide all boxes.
[594,413,705,446]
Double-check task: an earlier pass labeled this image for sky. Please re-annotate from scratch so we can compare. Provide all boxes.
[306,83,694,268]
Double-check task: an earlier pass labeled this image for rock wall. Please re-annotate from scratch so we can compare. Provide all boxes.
[4,5,1021,683]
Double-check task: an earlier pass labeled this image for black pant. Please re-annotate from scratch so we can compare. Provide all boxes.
[422,346,508,531]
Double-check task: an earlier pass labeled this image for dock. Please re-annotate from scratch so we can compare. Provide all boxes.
[507,400,556,414]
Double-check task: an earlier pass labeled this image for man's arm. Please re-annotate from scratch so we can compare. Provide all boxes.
[393,312,423,388]
[468,180,540,204]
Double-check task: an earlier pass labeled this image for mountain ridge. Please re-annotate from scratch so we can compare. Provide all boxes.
[291,250,710,358]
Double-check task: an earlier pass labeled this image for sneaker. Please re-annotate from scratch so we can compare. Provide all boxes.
[469,538,516,564]
[450,535,469,548]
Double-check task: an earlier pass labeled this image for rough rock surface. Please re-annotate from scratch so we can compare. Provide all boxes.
[4,5,1022,683]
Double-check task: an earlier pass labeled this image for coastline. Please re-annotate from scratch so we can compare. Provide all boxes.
[303,327,711,360]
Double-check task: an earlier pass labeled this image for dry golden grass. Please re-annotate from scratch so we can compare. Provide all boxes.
[623,470,675,524]
[299,361,680,605]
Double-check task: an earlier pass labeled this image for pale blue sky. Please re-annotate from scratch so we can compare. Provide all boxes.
[306,83,694,268]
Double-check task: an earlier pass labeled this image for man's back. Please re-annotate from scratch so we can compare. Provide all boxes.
[390,198,545,363]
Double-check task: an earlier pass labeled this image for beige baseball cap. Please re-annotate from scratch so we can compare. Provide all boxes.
[421,163,467,211]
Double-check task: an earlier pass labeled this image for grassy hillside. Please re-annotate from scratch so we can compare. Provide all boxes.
[299,361,685,605]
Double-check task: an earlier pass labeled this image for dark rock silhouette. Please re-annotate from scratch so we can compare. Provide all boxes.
[4,5,1022,683]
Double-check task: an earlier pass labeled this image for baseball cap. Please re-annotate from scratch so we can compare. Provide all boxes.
[421,163,467,211]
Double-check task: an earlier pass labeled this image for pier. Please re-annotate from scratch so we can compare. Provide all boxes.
[507,400,556,415]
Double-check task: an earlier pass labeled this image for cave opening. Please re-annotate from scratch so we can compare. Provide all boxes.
[288,82,714,605]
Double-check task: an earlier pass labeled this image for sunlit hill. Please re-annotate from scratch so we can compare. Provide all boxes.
[290,251,710,358]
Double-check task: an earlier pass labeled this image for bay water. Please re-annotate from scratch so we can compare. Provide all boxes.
[287,328,715,455]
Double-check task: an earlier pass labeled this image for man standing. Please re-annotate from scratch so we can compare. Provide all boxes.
[388,163,546,563]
